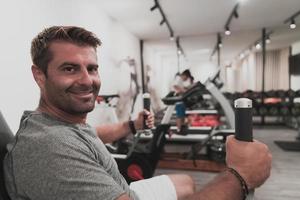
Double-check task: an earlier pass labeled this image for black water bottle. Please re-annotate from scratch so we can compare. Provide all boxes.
[143,93,151,130]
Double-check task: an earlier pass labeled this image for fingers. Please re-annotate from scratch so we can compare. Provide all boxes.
[143,109,154,128]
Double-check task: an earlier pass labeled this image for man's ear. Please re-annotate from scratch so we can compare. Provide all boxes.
[31,65,46,89]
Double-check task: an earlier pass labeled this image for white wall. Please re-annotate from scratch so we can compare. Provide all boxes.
[0,0,140,132]
[291,41,300,90]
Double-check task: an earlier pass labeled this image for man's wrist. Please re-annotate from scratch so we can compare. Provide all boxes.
[226,168,249,200]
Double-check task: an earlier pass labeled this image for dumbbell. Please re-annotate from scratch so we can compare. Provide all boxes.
[266,90,276,98]
[277,90,286,98]
[242,90,254,99]
[296,89,300,97]
[286,89,296,99]
[268,106,279,116]
[233,92,242,99]
[291,104,300,116]
[234,98,254,200]
[252,107,258,116]
[252,91,262,100]
[258,106,268,116]
[279,106,290,116]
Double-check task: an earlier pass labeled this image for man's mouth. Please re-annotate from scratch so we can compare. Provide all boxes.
[69,89,95,99]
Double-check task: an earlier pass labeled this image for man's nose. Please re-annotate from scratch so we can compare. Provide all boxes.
[78,69,93,86]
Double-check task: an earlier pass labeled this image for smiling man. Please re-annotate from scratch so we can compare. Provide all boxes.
[33,41,100,121]
[3,26,271,200]
[3,26,195,200]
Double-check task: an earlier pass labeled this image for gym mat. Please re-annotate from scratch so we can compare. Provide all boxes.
[274,140,300,151]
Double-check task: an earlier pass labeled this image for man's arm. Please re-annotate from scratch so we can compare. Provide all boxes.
[187,135,272,200]
[95,110,154,143]
[187,170,243,200]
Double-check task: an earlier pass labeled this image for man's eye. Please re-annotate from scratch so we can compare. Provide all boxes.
[63,67,75,73]
[88,66,98,73]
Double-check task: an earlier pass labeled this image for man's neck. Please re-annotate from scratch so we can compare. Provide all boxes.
[37,99,87,124]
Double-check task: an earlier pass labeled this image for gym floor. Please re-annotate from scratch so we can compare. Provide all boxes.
[155,126,300,200]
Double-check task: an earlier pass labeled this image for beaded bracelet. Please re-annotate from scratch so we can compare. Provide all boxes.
[128,120,137,135]
[227,167,249,200]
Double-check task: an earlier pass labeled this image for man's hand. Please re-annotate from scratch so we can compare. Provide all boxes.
[226,135,272,189]
[133,109,154,130]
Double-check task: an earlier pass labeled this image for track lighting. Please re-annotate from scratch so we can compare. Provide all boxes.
[255,43,261,50]
[284,10,300,30]
[240,53,245,59]
[225,27,231,35]
[218,33,222,48]
[266,36,271,44]
[175,37,185,57]
[150,4,158,11]
[169,31,175,41]
[290,19,296,29]
[224,3,239,37]
[234,30,273,63]
[218,42,223,48]
[233,10,239,18]
[210,33,222,65]
[150,0,185,57]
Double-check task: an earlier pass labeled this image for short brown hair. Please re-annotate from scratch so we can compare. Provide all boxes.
[31,26,102,75]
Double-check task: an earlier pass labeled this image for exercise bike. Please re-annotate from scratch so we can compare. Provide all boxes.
[102,92,173,183]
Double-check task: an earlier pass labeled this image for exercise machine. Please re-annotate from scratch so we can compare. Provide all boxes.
[145,70,235,162]
[109,93,173,183]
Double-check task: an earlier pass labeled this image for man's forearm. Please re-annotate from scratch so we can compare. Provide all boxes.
[187,170,243,200]
[96,121,131,143]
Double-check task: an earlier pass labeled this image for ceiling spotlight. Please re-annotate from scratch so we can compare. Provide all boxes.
[169,36,175,41]
[255,43,261,49]
[266,36,271,44]
[177,49,182,55]
[290,19,296,29]
[240,53,245,59]
[225,27,231,35]
[218,42,223,48]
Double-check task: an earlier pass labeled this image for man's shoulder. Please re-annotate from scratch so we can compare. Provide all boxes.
[11,112,89,153]
[20,111,81,137]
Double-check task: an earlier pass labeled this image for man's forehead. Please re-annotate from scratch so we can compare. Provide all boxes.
[47,41,98,65]
[49,41,96,51]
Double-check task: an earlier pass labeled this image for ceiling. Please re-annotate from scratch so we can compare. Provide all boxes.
[99,0,300,65]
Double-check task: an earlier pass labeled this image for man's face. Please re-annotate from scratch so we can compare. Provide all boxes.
[40,41,100,115]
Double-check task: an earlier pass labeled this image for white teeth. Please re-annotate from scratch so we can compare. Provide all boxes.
[71,90,93,95]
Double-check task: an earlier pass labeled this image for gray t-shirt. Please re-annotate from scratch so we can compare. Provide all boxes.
[4,111,138,200]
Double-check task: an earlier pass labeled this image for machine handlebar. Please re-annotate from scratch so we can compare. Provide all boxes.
[234,98,254,200]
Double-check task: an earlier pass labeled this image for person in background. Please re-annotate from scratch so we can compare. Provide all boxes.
[172,69,194,134]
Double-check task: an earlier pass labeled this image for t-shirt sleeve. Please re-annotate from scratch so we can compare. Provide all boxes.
[16,129,126,200]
